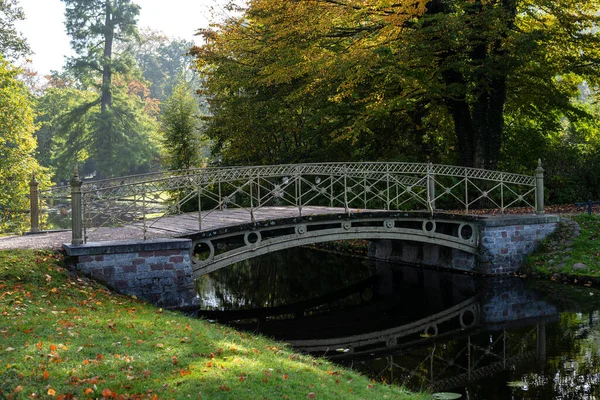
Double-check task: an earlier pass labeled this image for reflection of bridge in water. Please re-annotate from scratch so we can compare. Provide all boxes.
[199,263,558,392]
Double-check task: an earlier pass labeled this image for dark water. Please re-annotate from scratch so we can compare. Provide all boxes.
[194,248,600,399]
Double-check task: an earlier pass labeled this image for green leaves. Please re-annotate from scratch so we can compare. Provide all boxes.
[0,57,49,233]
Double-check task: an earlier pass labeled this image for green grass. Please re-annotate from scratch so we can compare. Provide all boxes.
[525,214,600,281]
[0,249,428,400]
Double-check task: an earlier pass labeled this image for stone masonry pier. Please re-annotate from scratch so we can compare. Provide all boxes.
[64,239,197,308]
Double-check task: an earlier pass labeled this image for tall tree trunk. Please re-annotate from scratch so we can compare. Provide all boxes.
[98,0,114,176]
[430,0,515,169]
[101,0,113,113]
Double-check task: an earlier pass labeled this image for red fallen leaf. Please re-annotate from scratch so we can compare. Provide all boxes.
[84,388,93,395]
[264,370,272,377]
[43,370,50,380]
[83,359,89,365]
[307,393,316,399]
[89,378,99,385]
[96,354,104,361]
[49,344,57,352]
[209,352,214,359]
[171,356,178,365]
[206,361,213,368]
[239,375,245,382]
[219,385,231,391]
[179,369,191,377]
[101,388,112,398]
[216,348,223,356]
[262,378,268,383]
[283,374,289,380]
[36,342,43,350]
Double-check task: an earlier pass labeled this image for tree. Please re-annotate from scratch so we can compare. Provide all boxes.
[193,0,600,169]
[35,74,161,180]
[0,56,47,232]
[160,79,205,171]
[119,28,198,102]
[59,0,158,177]
[0,0,30,60]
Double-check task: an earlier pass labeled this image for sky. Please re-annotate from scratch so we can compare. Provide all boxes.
[14,0,230,76]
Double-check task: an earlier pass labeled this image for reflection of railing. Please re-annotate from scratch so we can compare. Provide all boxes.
[28,161,545,243]
[383,323,550,393]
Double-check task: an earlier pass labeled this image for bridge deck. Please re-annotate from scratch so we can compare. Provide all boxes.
[136,206,356,237]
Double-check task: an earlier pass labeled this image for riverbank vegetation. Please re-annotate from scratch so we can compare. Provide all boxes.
[524,214,600,283]
[0,249,427,399]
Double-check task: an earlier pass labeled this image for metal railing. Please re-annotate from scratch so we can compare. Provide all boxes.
[28,160,545,244]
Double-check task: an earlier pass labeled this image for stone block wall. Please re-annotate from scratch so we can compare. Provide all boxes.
[478,215,559,275]
[64,239,197,308]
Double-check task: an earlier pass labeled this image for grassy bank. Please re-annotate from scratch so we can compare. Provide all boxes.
[524,214,600,283]
[0,249,427,399]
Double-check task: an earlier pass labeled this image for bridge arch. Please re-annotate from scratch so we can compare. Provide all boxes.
[185,212,480,278]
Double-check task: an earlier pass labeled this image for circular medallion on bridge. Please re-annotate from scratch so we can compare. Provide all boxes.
[384,220,394,229]
[342,221,352,230]
[191,240,215,264]
[315,177,321,184]
[386,338,397,348]
[424,324,438,337]
[244,231,262,247]
[422,220,436,233]
[296,225,307,235]
[459,223,474,241]
[459,307,477,328]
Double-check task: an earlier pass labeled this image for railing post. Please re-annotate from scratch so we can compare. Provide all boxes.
[427,163,435,214]
[70,168,84,245]
[344,165,349,214]
[29,175,40,233]
[535,159,545,215]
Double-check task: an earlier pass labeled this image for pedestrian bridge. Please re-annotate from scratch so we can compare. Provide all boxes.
[38,161,559,306]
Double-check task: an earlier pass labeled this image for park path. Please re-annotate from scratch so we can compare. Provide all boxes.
[0,206,351,250]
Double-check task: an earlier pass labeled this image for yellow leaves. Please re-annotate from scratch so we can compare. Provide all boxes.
[47,388,56,397]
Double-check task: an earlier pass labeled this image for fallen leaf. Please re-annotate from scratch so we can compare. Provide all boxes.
[47,388,56,397]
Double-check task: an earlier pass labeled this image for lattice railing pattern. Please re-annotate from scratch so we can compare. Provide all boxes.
[32,162,540,242]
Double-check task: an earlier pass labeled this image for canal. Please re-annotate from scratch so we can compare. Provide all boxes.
[194,247,600,399]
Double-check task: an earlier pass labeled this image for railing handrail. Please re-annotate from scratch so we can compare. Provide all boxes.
[29,161,544,243]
